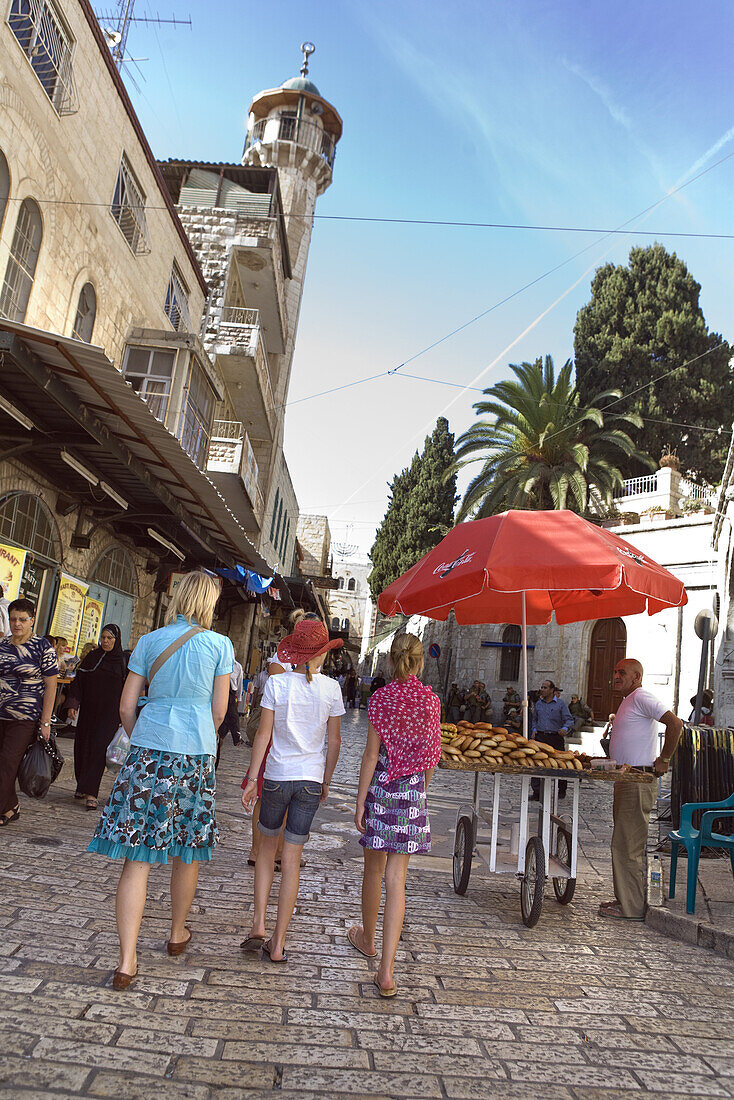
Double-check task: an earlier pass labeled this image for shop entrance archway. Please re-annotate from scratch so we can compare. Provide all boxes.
[0,491,61,630]
[587,617,626,720]
[88,546,138,648]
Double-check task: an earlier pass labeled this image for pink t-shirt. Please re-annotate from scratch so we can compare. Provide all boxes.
[367,675,442,782]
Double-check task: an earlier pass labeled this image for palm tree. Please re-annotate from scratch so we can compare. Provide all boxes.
[453,356,653,520]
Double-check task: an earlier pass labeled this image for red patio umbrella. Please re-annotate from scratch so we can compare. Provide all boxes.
[377,510,687,734]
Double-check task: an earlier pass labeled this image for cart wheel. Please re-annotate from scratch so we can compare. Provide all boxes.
[553,827,576,905]
[520,836,545,927]
[453,815,473,895]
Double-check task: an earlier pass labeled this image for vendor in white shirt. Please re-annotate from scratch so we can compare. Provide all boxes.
[599,658,683,922]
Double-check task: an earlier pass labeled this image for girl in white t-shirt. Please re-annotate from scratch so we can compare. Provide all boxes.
[241,620,344,962]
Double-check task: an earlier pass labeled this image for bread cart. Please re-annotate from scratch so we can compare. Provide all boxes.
[441,757,654,927]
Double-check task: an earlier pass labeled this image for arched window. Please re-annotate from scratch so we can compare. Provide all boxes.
[331,617,339,631]
[0,149,9,234]
[342,617,350,631]
[72,282,96,342]
[337,576,344,589]
[500,624,521,681]
[0,492,57,560]
[91,545,136,594]
[0,198,42,321]
[347,577,356,592]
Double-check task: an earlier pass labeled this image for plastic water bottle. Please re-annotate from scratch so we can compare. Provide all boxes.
[648,854,663,906]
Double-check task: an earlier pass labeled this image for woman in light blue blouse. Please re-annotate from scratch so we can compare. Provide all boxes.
[88,571,232,990]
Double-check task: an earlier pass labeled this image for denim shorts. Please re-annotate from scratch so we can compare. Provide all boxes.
[258,778,322,845]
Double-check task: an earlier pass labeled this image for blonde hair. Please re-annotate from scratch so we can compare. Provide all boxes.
[390,632,424,681]
[165,571,219,630]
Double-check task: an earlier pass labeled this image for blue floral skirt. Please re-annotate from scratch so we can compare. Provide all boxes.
[359,746,431,855]
[88,746,218,864]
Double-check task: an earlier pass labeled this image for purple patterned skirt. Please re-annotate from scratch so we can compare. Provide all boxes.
[360,745,431,855]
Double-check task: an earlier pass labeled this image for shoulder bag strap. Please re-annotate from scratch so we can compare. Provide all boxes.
[148,626,205,685]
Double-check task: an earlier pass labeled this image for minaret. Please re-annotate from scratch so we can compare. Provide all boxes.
[242,43,342,383]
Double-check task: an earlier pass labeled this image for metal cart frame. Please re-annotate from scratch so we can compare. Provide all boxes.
[452,767,581,927]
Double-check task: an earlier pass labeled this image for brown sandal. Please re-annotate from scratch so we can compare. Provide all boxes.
[112,968,137,990]
[167,929,192,956]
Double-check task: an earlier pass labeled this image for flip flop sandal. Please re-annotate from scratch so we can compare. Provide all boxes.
[240,935,265,953]
[373,975,397,998]
[348,925,377,958]
[262,941,287,964]
[85,798,98,811]
[74,791,85,800]
[0,807,20,826]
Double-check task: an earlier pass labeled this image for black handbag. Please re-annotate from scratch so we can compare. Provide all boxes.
[18,732,64,799]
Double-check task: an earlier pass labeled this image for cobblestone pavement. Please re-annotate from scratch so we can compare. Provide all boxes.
[1,708,734,1098]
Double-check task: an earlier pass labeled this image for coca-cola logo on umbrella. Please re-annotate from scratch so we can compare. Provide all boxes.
[433,550,476,578]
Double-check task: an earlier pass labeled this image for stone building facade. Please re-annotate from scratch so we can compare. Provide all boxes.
[0,0,269,652]
[329,551,371,656]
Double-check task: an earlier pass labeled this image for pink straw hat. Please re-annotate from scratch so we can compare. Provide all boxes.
[277,619,343,666]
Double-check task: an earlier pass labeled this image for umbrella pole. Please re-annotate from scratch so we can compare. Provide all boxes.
[521,591,529,738]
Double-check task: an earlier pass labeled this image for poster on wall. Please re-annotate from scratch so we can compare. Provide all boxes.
[19,556,44,605]
[49,573,89,652]
[76,596,106,655]
[0,542,27,601]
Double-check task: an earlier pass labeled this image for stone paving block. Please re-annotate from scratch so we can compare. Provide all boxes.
[701,1057,734,1078]
[83,1003,190,1033]
[0,1091,81,1100]
[417,1003,529,1025]
[443,1080,574,1100]
[504,1061,640,1089]
[372,1050,506,1078]
[189,984,311,1007]
[0,975,42,994]
[635,1070,732,1095]
[315,993,419,1015]
[593,1048,712,1074]
[0,1031,34,1056]
[0,1054,91,1092]
[39,979,155,1009]
[0,1010,117,1044]
[573,1030,678,1052]
[152,1003,283,1025]
[190,1020,352,1046]
[482,1041,591,1065]
[286,1007,406,1032]
[87,1070,212,1100]
[358,1031,483,1056]
[673,1036,734,1058]
[115,1028,219,1058]
[407,1018,515,1042]
[32,1036,172,1076]
[222,1040,369,1068]
[636,1017,734,1039]
[171,1056,274,1089]
[279,1066,443,1097]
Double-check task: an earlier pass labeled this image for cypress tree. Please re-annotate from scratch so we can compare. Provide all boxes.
[368,418,457,600]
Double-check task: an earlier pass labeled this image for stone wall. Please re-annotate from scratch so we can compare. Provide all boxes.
[0,8,205,365]
[297,514,331,576]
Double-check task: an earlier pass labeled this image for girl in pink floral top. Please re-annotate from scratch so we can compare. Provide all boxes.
[349,633,441,996]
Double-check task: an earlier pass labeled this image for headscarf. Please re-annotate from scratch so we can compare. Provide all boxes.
[79,623,126,677]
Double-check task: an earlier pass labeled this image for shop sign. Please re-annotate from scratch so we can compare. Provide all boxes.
[76,596,106,654]
[49,572,89,651]
[19,555,43,604]
[168,571,186,596]
[0,541,27,600]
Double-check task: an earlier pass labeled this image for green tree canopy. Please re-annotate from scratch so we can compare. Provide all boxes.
[368,417,457,600]
[453,356,652,520]
[574,243,732,484]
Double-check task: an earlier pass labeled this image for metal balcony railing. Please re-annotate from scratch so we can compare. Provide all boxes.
[220,306,260,327]
[244,115,336,169]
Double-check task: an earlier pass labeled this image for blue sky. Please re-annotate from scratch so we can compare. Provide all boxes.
[120,0,734,553]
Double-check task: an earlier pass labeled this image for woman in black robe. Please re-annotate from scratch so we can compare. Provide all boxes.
[67,624,127,810]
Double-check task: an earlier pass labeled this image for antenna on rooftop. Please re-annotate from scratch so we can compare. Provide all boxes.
[96,1,191,71]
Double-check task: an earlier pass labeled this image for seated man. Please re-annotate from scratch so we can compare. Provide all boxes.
[569,693,593,731]
[505,707,522,734]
